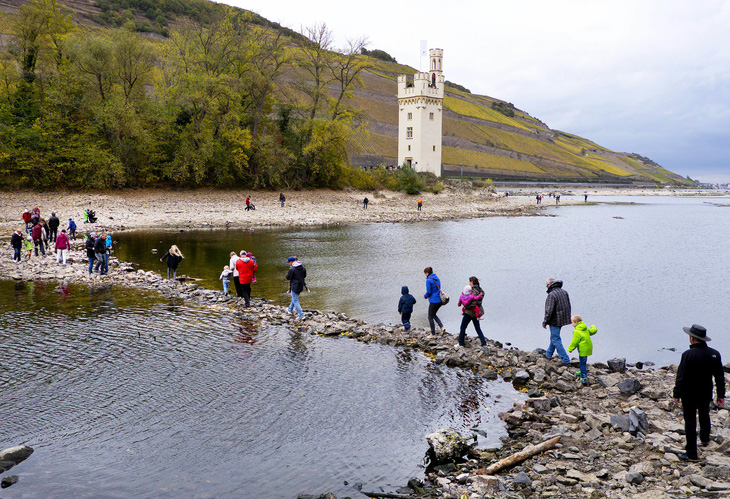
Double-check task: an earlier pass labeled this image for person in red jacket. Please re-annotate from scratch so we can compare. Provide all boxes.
[55,229,70,265]
[235,253,258,307]
[31,222,45,256]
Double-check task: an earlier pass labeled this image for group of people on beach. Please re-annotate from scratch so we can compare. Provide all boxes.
[11,208,80,265]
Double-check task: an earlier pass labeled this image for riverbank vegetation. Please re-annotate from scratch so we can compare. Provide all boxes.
[0,0,691,190]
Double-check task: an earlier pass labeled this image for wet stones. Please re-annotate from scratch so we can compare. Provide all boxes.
[425,429,475,464]
[608,357,627,373]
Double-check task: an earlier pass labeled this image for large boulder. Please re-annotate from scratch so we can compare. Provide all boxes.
[618,378,642,395]
[425,429,475,464]
[607,358,627,373]
[629,407,649,435]
[0,445,33,474]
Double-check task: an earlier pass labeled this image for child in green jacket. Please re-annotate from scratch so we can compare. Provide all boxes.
[567,315,598,385]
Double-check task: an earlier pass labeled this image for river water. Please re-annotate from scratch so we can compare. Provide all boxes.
[115,195,730,366]
[0,280,519,498]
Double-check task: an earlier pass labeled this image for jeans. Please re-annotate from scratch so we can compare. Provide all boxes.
[69,229,76,240]
[88,255,95,274]
[401,311,412,330]
[94,252,105,273]
[288,291,304,317]
[13,247,21,262]
[104,253,109,273]
[222,280,229,294]
[241,283,251,306]
[546,325,570,363]
[427,302,444,334]
[579,356,588,378]
[682,397,711,459]
[56,249,68,265]
[459,314,486,346]
[34,239,45,256]
[167,267,177,280]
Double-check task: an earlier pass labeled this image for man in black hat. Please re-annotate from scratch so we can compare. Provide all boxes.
[673,324,725,461]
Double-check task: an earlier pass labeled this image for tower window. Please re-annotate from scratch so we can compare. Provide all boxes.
[406,127,413,139]
[407,112,412,120]
[433,145,436,151]
[408,145,411,151]
[429,112,434,120]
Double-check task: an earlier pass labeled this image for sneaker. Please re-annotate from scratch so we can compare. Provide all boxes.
[440,327,447,334]
[580,377,588,385]
[574,370,582,377]
[677,453,699,462]
[454,343,463,349]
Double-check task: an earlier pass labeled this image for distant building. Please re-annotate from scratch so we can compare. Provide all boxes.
[397,48,444,176]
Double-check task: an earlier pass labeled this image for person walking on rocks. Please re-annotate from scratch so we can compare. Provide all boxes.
[55,229,70,265]
[48,212,60,242]
[31,221,45,256]
[279,193,286,207]
[423,267,446,335]
[673,324,725,462]
[567,315,597,385]
[236,251,258,307]
[160,245,183,280]
[245,196,253,211]
[104,234,112,273]
[11,229,23,263]
[22,211,32,233]
[363,197,369,209]
[94,232,107,275]
[68,218,77,240]
[229,251,242,297]
[542,277,571,365]
[24,235,34,261]
[285,256,307,319]
[398,285,416,331]
[417,198,423,211]
[86,233,97,274]
[219,265,232,295]
[457,277,487,348]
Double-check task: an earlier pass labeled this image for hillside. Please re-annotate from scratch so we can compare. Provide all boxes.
[0,0,687,186]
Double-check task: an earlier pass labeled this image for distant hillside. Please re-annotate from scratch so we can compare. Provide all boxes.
[0,0,687,186]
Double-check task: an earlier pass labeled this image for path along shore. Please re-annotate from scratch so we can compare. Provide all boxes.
[3,187,730,498]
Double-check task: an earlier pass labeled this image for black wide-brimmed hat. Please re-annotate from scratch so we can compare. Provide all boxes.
[683,324,711,342]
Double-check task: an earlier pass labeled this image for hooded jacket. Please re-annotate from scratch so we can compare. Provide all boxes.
[543,280,571,327]
[31,224,43,240]
[236,256,258,284]
[567,321,597,357]
[55,232,70,250]
[424,274,442,304]
[398,286,416,314]
[85,237,96,258]
[286,261,307,294]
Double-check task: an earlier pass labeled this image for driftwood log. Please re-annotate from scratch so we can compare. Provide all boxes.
[481,436,561,475]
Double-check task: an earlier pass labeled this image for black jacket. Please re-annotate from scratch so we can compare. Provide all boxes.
[673,343,725,401]
[543,281,571,327]
[161,252,182,269]
[464,284,485,318]
[94,236,106,254]
[48,216,59,230]
[286,263,307,294]
[11,232,23,248]
[398,286,417,314]
[85,237,96,258]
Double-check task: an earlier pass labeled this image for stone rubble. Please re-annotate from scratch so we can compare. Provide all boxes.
[3,249,730,499]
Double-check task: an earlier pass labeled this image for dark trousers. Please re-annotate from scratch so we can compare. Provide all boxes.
[34,239,45,256]
[13,247,21,262]
[241,283,251,306]
[459,314,486,346]
[682,397,711,458]
[48,227,57,242]
[234,276,243,297]
[401,311,412,330]
[69,229,76,240]
[427,302,443,334]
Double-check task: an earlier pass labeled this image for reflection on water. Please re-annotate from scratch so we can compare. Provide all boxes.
[1,281,518,498]
[114,196,730,365]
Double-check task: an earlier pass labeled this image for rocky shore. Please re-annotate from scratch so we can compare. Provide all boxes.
[3,243,730,498]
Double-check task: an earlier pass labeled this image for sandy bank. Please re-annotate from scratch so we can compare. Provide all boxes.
[2,186,726,234]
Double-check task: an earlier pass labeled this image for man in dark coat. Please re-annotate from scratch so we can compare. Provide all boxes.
[47,212,60,242]
[285,256,307,318]
[86,233,96,274]
[541,277,571,364]
[11,229,23,262]
[93,232,107,274]
[673,324,725,461]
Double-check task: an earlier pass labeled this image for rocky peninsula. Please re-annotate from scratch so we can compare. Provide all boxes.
[2,235,730,499]
[3,187,730,498]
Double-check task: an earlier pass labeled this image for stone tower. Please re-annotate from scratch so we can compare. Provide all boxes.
[397,48,444,176]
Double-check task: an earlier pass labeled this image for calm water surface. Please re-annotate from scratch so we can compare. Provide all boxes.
[115,195,730,366]
[0,280,518,498]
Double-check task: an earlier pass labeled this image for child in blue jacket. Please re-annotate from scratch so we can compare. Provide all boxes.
[398,286,417,331]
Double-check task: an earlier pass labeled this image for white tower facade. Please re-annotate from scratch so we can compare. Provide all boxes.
[397,48,444,176]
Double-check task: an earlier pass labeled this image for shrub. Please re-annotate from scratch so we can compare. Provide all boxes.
[491,101,515,118]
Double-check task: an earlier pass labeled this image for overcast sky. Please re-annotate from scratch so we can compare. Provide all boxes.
[224,0,730,183]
